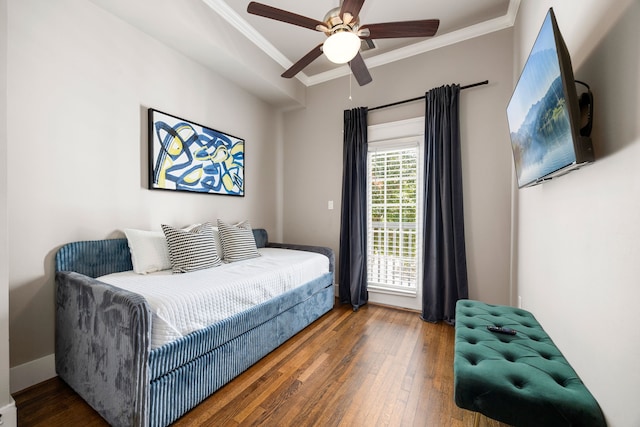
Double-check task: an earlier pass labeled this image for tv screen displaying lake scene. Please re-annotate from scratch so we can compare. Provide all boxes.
[506,10,576,188]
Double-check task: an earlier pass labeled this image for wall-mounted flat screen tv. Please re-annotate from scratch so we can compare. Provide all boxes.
[506,8,594,188]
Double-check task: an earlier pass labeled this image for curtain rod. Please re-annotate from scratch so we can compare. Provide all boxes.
[369,80,489,112]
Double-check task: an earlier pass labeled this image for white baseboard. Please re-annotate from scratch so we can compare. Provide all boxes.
[0,400,17,427]
[10,353,55,394]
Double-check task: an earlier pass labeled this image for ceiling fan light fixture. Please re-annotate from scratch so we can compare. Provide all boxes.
[247,1,440,86]
[323,31,361,64]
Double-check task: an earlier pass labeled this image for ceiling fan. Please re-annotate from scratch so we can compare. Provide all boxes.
[247,0,440,86]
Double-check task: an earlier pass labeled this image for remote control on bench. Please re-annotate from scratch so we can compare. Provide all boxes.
[487,325,517,335]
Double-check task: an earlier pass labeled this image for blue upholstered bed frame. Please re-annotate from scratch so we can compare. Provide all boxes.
[54,229,335,427]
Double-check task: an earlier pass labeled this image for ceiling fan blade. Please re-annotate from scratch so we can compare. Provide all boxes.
[340,0,365,23]
[247,2,325,31]
[349,52,372,86]
[361,19,440,39]
[281,44,324,78]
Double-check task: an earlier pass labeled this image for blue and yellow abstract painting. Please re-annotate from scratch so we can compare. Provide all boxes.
[149,109,244,196]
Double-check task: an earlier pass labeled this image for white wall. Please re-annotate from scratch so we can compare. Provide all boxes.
[514,1,640,426]
[0,0,17,423]
[7,0,281,390]
[282,28,515,306]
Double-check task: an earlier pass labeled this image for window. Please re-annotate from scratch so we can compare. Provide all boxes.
[367,138,422,296]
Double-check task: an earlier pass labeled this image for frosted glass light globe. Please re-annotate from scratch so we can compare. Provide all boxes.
[323,31,361,64]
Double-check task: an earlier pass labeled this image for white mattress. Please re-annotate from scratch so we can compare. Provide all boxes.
[98,247,329,349]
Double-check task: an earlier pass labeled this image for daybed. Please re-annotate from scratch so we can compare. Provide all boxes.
[54,227,335,427]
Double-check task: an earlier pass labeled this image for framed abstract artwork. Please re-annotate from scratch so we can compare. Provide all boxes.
[148,108,245,196]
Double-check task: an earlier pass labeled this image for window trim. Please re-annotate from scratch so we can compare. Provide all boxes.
[367,138,421,296]
[366,117,425,308]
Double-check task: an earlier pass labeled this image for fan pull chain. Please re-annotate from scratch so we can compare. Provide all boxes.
[349,64,353,101]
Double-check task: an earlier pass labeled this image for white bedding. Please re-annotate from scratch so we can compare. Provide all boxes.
[98,247,329,349]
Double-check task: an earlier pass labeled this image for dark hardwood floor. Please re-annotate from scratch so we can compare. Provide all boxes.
[14,302,509,426]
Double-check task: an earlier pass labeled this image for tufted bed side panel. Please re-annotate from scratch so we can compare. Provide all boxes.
[55,229,270,278]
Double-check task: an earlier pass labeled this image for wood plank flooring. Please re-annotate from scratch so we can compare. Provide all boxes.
[14,302,510,427]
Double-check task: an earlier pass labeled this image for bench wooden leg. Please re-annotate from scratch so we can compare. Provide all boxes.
[473,412,480,427]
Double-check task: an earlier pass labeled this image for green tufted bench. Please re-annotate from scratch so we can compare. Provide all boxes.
[453,300,606,427]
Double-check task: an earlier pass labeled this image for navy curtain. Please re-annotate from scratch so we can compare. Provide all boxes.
[339,107,368,311]
[421,85,469,323]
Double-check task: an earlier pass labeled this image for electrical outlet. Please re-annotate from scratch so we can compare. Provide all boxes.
[518,296,522,308]
[328,200,334,210]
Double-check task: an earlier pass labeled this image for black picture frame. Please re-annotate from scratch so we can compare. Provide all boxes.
[148,108,245,196]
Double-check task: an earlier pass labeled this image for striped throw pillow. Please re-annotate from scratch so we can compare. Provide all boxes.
[161,222,222,273]
[217,219,260,262]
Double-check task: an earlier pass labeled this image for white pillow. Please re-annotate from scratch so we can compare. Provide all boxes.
[124,229,172,274]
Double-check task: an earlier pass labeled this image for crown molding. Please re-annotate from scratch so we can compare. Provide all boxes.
[204,0,520,88]
[307,0,521,86]
[201,0,293,69]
